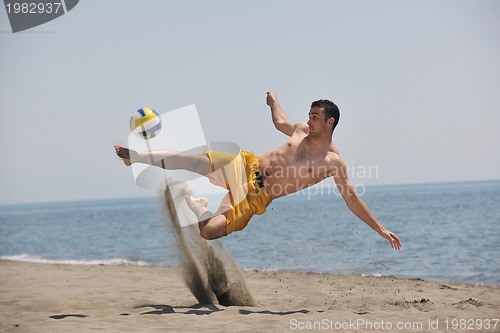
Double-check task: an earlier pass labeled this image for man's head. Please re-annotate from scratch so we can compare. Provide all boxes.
[308,99,340,136]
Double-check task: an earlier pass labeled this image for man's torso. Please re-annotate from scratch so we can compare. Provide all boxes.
[257,125,340,199]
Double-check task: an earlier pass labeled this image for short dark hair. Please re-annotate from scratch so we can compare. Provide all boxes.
[311,99,340,132]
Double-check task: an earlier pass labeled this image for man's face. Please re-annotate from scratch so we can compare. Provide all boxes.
[307,107,329,136]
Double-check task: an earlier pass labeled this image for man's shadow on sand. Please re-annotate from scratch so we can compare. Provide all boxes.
[134,304,309,316]
[49,305,310,319]
[134,304,222,316]
[239,309,309,315]
[49,314,88,320]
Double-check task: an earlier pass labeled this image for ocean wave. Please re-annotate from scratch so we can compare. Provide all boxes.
[0,254,151,266]
[362,273,383,278]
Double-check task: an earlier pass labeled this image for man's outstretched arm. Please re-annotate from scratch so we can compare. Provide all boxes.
[331,157,402,250]
[266,91,295,137]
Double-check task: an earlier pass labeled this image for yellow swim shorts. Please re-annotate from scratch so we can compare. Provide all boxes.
[204,150,272,235]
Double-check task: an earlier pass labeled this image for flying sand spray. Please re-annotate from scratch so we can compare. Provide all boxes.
[129,106,255,306]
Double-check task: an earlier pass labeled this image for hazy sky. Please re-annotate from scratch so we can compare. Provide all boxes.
[1,0,499,204]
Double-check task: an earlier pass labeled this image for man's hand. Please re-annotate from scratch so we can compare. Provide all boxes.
[379,229,402,250]
[266,91,278,107]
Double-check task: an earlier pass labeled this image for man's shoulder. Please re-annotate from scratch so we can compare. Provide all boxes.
[324,152,347,178]
[325,151,344,167]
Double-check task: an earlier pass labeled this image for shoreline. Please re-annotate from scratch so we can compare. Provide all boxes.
[1,260,499,333]
[1,257,498,288]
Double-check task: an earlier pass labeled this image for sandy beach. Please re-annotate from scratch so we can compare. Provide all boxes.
[1,260,499,333]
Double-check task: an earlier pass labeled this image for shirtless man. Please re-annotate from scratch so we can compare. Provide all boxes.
[115,92,402,250]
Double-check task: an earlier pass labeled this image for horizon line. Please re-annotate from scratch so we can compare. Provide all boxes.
[1,178,499,207]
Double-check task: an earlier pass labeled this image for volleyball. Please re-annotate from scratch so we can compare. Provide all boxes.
[129,107,162,139]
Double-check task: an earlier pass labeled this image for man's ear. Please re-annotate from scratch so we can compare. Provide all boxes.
[327,117,335,127]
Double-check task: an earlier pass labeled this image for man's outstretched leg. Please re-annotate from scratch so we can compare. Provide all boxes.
[114,144,211,175]
[185,195,228,240]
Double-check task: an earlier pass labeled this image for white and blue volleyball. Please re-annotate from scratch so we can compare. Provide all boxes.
[129,107,162,139]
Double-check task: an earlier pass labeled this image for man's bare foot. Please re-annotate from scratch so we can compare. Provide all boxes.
[114,144,137,166]
[185,195,209,218]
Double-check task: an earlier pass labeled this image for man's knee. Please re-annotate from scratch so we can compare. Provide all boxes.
[200,227,216,240]
[199,216,227,240]
[200,226,222,240]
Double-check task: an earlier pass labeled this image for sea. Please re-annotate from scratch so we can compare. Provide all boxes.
[1,180,499,286]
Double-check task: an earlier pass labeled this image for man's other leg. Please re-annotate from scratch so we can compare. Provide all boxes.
[185,195,227,240]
